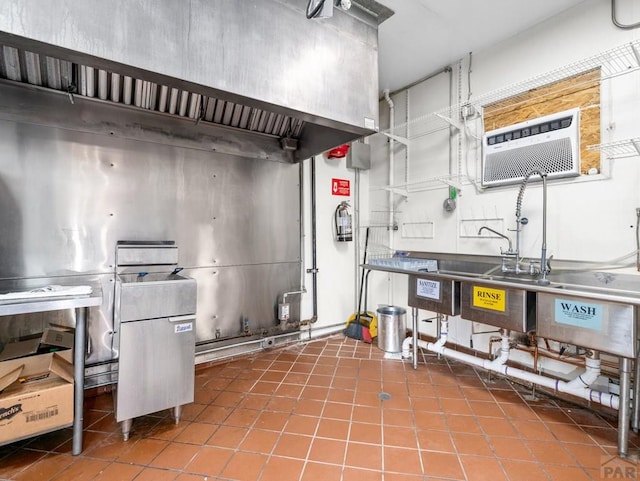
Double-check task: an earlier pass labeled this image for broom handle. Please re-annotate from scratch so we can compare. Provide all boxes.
[356,227,370,323]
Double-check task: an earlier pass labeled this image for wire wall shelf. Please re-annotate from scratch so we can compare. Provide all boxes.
[373,174,471,195]
[382,40,640,140]
[363,210,400,260]
[587,138,640,159]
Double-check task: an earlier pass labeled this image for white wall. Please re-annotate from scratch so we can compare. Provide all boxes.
[300,153,362,337]
[302,0,640,346]
[372,0,640,351]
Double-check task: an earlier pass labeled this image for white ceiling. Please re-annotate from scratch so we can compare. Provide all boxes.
[376,0,587,94]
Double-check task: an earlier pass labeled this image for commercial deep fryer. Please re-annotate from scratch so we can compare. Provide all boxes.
[114,241,197,441]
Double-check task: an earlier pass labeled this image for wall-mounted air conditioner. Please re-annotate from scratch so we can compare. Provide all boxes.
[482,108,581,187]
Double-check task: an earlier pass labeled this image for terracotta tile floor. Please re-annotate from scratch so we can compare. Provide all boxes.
[1,335,639,480]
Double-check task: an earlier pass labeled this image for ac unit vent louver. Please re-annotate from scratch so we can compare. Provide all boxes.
[482,108,580,187]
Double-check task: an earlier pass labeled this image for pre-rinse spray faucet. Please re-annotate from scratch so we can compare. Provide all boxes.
[512,169,550,284]
[479,169,551,284]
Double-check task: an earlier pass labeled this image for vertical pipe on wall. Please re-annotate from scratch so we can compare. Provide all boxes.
[298,160,306,298]
[354,168,360,312]
[383,89,395,304]
[448,67,455,176]
[304,156,319,334]
[405,90,410,185]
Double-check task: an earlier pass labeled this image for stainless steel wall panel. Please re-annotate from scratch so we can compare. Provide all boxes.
[0,86,301,358]
[188,263,301,344]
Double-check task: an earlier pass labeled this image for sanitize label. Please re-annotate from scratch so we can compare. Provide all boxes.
[472,286,506,312]
[416,278,441,300]
[554,299,603,331]
[174,322,193,333]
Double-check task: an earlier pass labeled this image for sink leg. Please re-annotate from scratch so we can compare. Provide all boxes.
[173,405,182,425]
[121,419,132,441]
[632,342,640,433]
[435,315,441,360]
[412,307,418,370]
[618,357,632,457]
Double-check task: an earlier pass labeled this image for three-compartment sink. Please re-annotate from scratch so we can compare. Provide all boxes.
[370,253,640,358]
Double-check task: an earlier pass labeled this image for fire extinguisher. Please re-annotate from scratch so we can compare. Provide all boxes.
[334,201,353,242]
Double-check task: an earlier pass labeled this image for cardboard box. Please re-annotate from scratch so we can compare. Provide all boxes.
[0,350,73,445]
[0,336,41,361]
[41,328,75,349]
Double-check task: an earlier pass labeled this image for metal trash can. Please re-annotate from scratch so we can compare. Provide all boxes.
[376,306,406,352]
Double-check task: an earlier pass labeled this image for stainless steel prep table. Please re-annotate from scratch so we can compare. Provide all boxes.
[0,291,103,455]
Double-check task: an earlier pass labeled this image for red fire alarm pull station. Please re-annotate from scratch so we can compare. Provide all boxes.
[331,178,350,196]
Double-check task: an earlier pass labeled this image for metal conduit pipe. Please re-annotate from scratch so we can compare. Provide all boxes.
[301,155,318,329]
[402,320,618,410]
[280,162,309,329]
[281,159,320,330]
[196,330,301,359]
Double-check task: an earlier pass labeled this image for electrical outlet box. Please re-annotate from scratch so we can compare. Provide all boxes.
[460,103,478,121]
[347,142,371,170]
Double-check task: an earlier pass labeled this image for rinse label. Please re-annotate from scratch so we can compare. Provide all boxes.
[472,286,506,312]
[555,299,603,330]
[416,278,440,300]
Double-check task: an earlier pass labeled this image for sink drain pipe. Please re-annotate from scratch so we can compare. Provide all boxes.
[402,320,617,410]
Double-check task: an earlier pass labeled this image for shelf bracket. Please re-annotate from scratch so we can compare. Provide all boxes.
[434,113,462,132]
[381,132,410,146]
[381,185,409,200]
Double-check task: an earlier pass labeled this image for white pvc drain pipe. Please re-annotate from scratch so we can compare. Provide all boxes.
[402,319,619,410]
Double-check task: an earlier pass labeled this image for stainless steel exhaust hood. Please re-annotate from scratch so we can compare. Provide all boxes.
[0,0,392,162]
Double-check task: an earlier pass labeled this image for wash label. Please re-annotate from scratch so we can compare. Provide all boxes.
[416,278,440,300]
[472,286,506,312]
[555,299,603,331]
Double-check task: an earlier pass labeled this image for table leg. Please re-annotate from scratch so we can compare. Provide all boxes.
[72,306,87,455]
[632,342,640,433]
